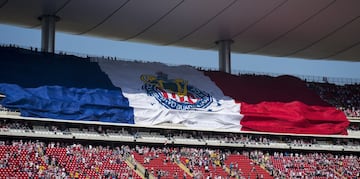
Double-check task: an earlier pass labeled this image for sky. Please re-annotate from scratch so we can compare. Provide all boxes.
[1,23,360,82]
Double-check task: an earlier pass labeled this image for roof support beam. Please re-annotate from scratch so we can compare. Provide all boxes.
[39,15,59,53]
[216,40,233,73]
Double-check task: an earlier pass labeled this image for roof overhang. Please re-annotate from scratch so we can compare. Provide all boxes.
[0,0,359,61]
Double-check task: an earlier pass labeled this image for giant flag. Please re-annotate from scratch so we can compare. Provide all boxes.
[0,47,241,130]
[0,47,134,123]
[95,58,241,130]
[0,47,349,134]
[204,71,349,135]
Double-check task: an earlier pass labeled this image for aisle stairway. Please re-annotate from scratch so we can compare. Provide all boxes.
[132,151,191,178]
[225,154,272,179]
[179,157,230,178]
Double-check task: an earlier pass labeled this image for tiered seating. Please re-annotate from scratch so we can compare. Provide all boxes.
[268,153,340,179]
[132,148,190,178]
[0,170,28,179]
[179,156,229,178]
[270,155,318,178]
[308,82,360,117]
[46,146,142,179]
[0,145,36,179]
[1,139,360,179]
[0,142,142,179]
[332,155,359,179]
[226,154,272,179]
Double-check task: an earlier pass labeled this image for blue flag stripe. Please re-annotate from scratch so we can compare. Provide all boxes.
[0,47,134,123]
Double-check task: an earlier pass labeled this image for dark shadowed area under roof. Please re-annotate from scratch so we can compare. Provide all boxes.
[0,0,359,61]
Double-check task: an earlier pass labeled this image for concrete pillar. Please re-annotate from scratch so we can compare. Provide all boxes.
[39,15,59,53]
[216,40,233,73]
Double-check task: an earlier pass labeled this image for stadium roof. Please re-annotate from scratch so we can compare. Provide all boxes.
[0,0,360,61]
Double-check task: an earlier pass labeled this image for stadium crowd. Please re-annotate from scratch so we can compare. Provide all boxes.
[0,118,359,178]
[0,140,359,179]
[0,140,141,179]
[1,119,360,149]
[251,150,360,179]
[307,82,360,117]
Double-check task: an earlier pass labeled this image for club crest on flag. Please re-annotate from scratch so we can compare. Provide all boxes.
[140,72,213,110]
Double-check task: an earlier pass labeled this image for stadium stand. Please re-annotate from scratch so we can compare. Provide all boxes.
[307,82,360,118]
[0,115,359,178]
[1,46,360,178]
[0,140,142,179]
[0,137,359,179]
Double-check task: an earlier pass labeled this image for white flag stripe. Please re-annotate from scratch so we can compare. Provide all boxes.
[97,59,242,131]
